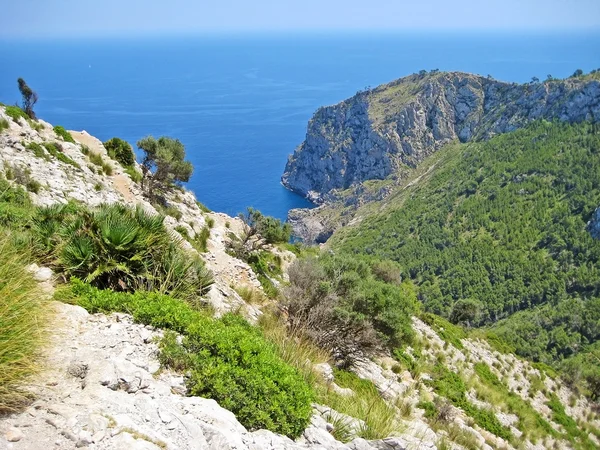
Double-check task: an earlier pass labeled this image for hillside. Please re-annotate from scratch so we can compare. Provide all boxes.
[1,103,600,450]
[282,71,600,202]
[329,119,600,363]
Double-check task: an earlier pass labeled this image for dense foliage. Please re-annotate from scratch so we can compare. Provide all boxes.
[104,137,135,167]
[284,254,418,365]
[333,122,600,370]
[32,202,213,302]
[61,280,314,438]
[53,125,75,144]
[137,136,193,196]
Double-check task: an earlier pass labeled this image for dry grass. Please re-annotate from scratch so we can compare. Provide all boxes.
[258,311,329,384]
[234,284,267,305]
[0,234,50,414]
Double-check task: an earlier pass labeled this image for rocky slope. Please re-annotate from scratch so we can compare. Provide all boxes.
[2,107,599,450]
[282,71,600,201]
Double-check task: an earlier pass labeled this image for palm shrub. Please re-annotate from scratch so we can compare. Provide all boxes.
[33,203,213,302]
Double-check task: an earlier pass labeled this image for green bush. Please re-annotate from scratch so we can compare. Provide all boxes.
[124,166,143,183]
[26,179,41,194]
[104,137,135,167]
[33,203,213,301]
[0,118,9,132]
[63,280,314,438]
[53,125,75,144]
[88,152,103,166]
[4,106,28,123]
[26,142,48,160]
[43,142,80,169]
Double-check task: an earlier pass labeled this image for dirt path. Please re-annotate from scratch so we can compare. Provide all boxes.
[70,131,136,204]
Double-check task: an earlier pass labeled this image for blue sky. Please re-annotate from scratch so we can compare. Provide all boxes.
[2,0,599,37]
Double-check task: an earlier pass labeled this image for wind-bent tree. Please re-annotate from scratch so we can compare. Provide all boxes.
[17,78,38,120]
[136,136,193,197]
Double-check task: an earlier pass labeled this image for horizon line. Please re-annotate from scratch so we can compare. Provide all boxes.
[2,26,600,41]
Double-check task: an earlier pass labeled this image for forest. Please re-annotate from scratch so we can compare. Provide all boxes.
[331,121,600,393]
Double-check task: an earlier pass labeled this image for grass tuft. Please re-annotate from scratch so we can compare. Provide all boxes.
[0,234,49,414]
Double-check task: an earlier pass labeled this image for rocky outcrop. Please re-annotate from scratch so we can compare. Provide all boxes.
[282,72,600,200]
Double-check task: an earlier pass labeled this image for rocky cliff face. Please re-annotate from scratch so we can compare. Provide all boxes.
[282,72,600,200]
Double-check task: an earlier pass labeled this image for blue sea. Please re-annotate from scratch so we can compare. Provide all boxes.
[0,31,599,219]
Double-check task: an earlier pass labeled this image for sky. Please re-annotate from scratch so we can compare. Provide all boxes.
[1,0,600,38]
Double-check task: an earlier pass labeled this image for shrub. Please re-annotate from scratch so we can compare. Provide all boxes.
[88,152,103,166]
[196,201,211,213]
[4,106,29,123]
[0,235,48,413]
[0,118,9,132]
[53,125,75,144]
[26,179,41,194]
[26,142,48,160]
[420,313,466,349]
[239,207,291,244]
[234,285,266,304]
[101,162,113,176]
[33,203,213,301]
[63,280,314,438]
[43,142,81,169]
[124,166,143,184]
[104,137,135,167]
[428,364,512,441]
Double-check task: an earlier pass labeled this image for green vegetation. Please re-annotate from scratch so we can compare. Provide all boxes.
[104,137,135,167]
[124,166,143,183]
[420,313,466,350]
[59,279,314,438]
[32,203,213,303]
[427,364,512,441]
[284,254,418,366]
[333,121,600,371]
[196,201,211,213]
[318,368,399,440]
[5,105,29,123]
[26,142,47,160]
[547,393,596,449]
[239,207,291,245]
[43,142,81,169]
[0,118,9,132]
[137,136,193,197]
[0,235,48,413]
[472,363,557,442]
[53,125,75,144]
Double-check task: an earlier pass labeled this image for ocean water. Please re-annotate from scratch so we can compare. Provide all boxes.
[0,31,598,219]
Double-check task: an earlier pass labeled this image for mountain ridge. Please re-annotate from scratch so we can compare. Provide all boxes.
[282,71,600,202]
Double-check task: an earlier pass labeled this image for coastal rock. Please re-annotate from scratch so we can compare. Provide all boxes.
[282,72,600,199]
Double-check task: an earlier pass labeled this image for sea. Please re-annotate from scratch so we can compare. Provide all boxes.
[0,31,598,220]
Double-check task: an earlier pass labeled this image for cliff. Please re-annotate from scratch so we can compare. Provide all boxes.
[282,71,600,200]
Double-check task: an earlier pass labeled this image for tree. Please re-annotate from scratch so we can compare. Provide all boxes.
[17,78,38,120]
[571,69,584,78]
[449,298,482,327]
[136,136,193,196]
[531,76,540,84]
